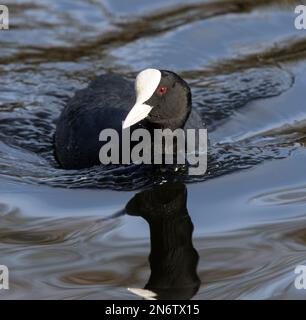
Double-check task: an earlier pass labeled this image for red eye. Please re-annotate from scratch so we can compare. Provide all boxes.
[159,87,167,95]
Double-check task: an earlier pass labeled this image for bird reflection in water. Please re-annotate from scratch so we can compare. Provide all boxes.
[125,183,200,300]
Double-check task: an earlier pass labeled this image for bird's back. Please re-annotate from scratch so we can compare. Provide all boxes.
[54,74,135,169]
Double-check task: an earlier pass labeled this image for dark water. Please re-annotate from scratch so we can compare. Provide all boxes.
[1,0,306,299]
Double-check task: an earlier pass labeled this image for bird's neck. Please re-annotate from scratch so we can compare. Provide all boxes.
[147,111,191,131]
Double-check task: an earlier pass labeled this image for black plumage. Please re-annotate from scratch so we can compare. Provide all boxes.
[54,70,204,169]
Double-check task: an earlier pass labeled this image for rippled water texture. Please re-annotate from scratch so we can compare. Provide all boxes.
[1,0,306,299]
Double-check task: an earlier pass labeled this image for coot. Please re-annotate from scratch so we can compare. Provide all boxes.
[54,68,203,169]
